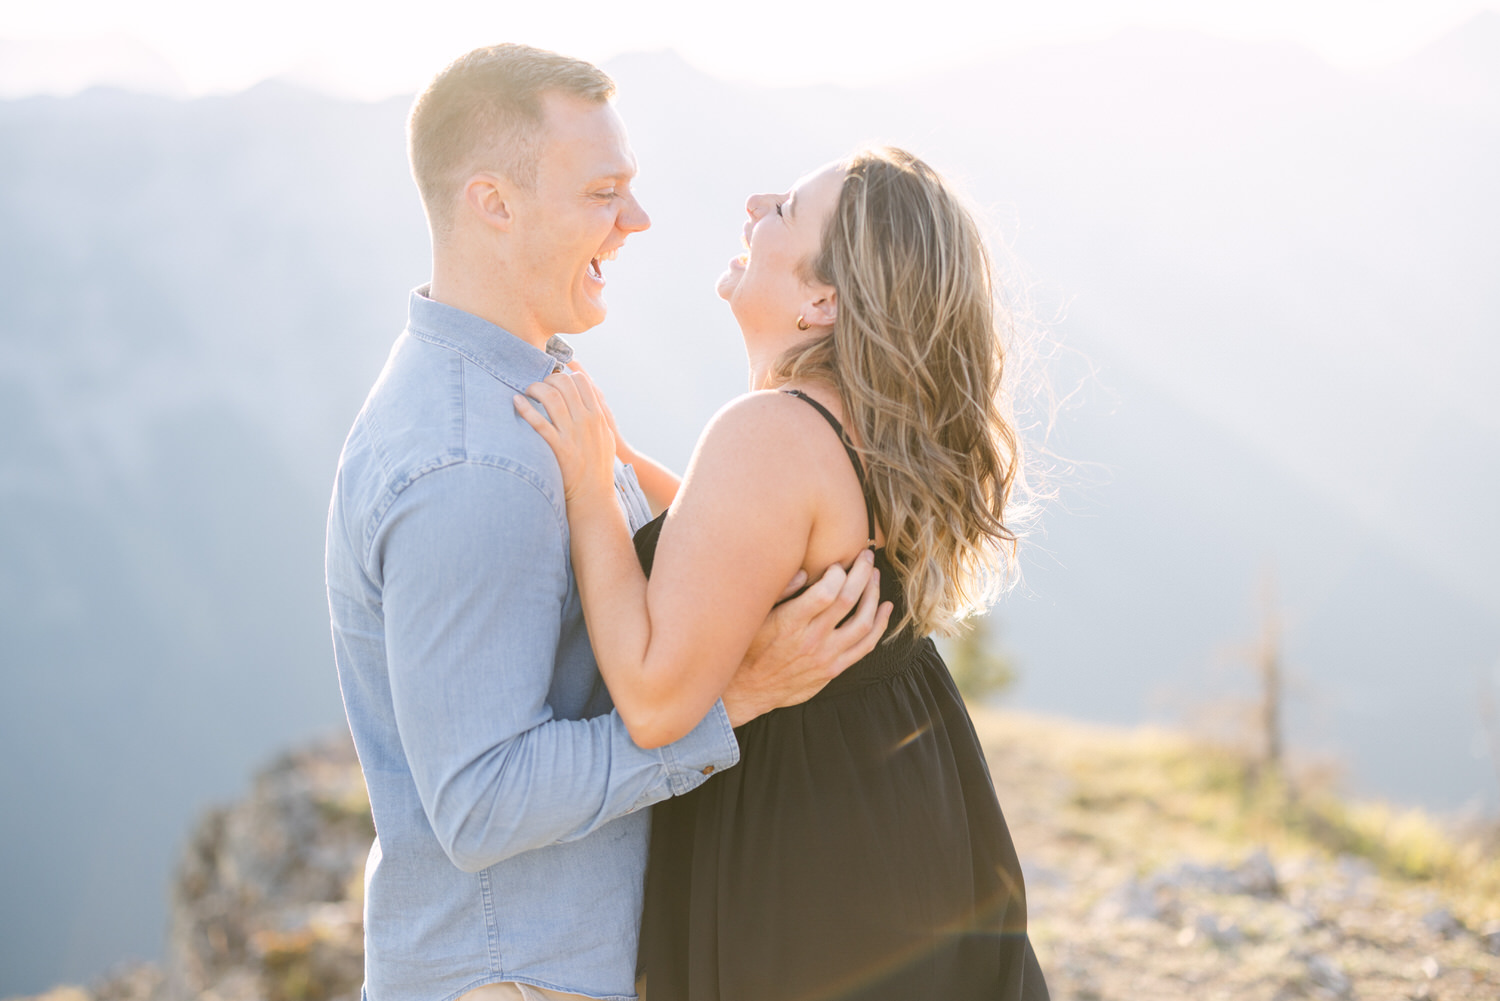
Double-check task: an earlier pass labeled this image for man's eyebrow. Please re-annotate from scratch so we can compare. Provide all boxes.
[585,156,638,184]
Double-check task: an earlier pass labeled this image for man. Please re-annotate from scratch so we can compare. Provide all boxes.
[324,44,887,1001]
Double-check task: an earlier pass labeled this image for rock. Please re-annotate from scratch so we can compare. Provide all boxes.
[163,735,370,1001]
[1155,860,1238,895]
[1091,878,1169,923]
[8,965,166,1001]
[1020,861,1070,891]
[1206,918,1242,948]
[1332,855,1375,900]
[1421,908,1465,939]
[1288,904,1323,934]
[93,965,163,1001]
[1153,848,1280,899]
[1233,848,1280,898]
[1177,912,1245,948]
[1305,954,1353,999]
[1059,957,1103,1000]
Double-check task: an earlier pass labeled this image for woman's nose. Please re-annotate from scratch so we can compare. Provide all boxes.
[746,192,776,217]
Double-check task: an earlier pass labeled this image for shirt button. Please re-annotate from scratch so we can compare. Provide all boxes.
[701,765,715,776]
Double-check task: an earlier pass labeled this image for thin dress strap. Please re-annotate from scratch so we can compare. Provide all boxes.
[781,389,877,549]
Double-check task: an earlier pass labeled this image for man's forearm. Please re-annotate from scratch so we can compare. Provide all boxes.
[424,704,735,871]
[377,461,736,872]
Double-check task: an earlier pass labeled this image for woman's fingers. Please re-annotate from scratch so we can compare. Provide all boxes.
[565,369,614,437]
[569,366,630,450]
[517,370,619,502]
[543,370,590,420]
[522,378,570,426]
[513,393,560,445]
[520,371,596,430]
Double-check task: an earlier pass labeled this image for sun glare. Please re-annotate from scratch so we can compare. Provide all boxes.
[0,0,1494,99]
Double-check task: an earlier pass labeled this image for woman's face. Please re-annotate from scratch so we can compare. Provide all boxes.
[716,162,844,336]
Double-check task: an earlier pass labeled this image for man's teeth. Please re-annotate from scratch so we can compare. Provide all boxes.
[590,247,620,280]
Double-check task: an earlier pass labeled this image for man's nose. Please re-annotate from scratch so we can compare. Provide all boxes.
[620,193,651,234]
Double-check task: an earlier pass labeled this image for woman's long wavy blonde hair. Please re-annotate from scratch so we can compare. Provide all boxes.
[773,146,1023,638]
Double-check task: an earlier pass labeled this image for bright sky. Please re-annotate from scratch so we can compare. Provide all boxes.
[0,0,1494,98]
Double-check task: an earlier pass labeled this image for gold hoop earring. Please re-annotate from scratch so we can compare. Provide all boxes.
[796,316,811,331]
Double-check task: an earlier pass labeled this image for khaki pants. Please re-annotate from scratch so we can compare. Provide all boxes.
[460,980,646,1001]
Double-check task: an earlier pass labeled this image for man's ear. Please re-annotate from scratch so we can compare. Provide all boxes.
[801,288,837,329]
[462,172,516,232]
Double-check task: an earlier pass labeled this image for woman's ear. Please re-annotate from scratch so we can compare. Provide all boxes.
[462,172,515,232]
[802,288,837,328]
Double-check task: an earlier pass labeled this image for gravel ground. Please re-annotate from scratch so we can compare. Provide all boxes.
[12,709,1499,1001]
[974,708,1500,1001]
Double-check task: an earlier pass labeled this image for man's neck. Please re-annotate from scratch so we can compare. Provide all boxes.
[427,269,552,352]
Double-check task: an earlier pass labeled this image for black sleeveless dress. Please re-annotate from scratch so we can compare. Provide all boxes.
[634,391,1049,1001]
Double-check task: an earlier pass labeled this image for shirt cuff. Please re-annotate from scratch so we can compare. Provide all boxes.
[657,699,740,796]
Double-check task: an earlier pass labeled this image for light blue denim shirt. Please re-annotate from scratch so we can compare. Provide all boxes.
[325,287,739,1001]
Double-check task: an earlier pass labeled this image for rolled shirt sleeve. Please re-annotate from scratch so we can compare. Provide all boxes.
[375,460,738,873]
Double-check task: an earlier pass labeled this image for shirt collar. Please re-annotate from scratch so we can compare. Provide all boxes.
[405,285,574,392]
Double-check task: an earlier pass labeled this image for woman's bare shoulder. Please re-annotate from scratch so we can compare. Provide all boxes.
[669,386,872,581]
[672,390,843,512]
[698,387,841,452]
[681,387,863,542]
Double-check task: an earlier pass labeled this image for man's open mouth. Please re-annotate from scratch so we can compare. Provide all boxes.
[589,246,619,282]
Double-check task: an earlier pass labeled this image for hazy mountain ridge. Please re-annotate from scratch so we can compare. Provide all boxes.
[1,20,1496,994]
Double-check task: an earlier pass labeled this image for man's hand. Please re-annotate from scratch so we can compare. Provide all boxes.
[721,550,894,727]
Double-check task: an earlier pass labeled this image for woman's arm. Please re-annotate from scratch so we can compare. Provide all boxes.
[516,370,888,748]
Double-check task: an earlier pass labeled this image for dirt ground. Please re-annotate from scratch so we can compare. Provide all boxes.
[973,709,1500,1001]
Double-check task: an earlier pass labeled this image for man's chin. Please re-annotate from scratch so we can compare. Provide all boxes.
[558,301,607,336]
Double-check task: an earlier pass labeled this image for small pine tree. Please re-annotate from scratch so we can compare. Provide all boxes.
[943,612,1017,702]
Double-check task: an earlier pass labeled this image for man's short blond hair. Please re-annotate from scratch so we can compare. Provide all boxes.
[408,43,615,237]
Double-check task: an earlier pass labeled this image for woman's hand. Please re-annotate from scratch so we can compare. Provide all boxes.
[574,362,636,467]
[514,368,618,507]
[562,362,683,515]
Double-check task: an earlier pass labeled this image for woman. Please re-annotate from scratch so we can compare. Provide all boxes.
[516,147,1047,1001]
